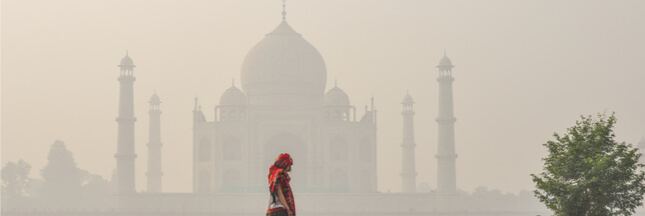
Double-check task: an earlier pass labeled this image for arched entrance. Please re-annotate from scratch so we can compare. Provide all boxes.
[198,170,211,193]
[330,169,348,192]
[264,132,307,190]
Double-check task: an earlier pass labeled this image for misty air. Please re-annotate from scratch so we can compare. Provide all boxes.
[3,1,645,216]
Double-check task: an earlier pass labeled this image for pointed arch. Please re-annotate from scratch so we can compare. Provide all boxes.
[330,135,348,161]
[223,136,242,160]
[359,169,371,192]
[265,132,307,188]
[198,138,211,161]
[221,169,243,192]
[198,170,211,193]
[330,169,348,192]
[359,137,371,162]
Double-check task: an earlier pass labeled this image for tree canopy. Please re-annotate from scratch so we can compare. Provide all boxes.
[531,113,645,216]
[40,140,83,208]
[1,160,31,197]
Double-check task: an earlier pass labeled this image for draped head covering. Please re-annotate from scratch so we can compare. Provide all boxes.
[268,153,295,214]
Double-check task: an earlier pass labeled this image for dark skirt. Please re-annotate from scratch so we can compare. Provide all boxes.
[266,209,289,216]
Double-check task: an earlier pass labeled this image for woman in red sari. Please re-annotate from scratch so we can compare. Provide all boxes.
[267,153,295,216]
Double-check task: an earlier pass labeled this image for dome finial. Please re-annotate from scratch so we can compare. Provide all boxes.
[126,49,129,57]
[444,50,446,57]
[232,79,235,87]
[282,0,287,21]
[335,79,338,87]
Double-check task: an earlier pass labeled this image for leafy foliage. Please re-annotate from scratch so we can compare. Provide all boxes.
[531,113,645,216]
[40,140,83,208]
[1,160,31,197]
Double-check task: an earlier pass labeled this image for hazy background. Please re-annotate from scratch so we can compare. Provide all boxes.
[2,0,644,194]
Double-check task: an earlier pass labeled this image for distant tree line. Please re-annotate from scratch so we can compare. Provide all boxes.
[418,183,549,212]
[1,140,113,211]
[458,187,549,212]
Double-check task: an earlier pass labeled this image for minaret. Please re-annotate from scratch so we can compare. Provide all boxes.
[435,52,457,193]
[146,92,163,193]
[115,51,137,194]
[401,92,417,193]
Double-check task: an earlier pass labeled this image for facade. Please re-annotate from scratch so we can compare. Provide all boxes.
[191,19,378,194]
[111,9,462,215]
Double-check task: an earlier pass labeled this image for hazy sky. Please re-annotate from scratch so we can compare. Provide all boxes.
[2,0,645,194]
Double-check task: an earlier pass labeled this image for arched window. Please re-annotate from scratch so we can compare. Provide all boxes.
[359,137,370,162]
[334,111,342,120]
[199,138,211,161]
[198,171,210,193]
[223,136,241,160]
[330,136,348,161]
[239,110,246,120]
[220,110,228,120]
[222,170,242,187]
[330,169,348,192]
[265,132,306,188]
[359,169,371,192]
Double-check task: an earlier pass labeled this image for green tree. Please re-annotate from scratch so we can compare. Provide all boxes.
[531,113,645,216]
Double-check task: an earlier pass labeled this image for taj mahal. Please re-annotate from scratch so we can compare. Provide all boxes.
[112,4,461,215]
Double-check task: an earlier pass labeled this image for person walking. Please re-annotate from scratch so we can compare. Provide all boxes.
[267,153,295,216]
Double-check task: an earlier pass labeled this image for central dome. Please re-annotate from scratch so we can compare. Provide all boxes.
[241,21,327,106]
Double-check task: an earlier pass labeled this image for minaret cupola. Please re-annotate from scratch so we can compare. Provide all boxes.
[217,80,248,121]
[324,80,353,121]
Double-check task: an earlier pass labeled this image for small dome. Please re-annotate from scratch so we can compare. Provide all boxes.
[219,85,247,106]
[324,85,350,106]
[402,93,414,104]
[437,55,453,68]
[120,54,134,66]
[149,93,161,105]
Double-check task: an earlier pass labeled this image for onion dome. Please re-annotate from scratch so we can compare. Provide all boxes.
[120,50,134,66]
[436,51,453,69]
[402,93,414,105]
[219,84,247,106]
[324,83,350,106]
[149,92,161,105]
[240,20,327,106]
[121,55,133,66]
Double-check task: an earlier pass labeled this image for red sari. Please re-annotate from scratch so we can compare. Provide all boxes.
[267,153,295,215]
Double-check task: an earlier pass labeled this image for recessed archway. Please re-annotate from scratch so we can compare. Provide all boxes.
[223,136,241,160]
[264,132,307,190]
[330,169,348,192]
[198,170,211,193]
[330,135,348,161]
[198,138,211,162]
